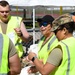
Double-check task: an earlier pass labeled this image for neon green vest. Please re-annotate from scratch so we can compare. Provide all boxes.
[50,37,75,75]
[0,16,23,57]
[0,34,9,75]
[38,35,58,64]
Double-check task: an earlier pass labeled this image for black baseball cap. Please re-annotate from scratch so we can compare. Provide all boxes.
[41,15,54,24]
[37,15,54,27]
[37,15,54,24]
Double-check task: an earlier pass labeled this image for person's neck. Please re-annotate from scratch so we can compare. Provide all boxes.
[64,33,73,39]
[45,32,54,41]
[41,32,54,48]
[0,20,8,24]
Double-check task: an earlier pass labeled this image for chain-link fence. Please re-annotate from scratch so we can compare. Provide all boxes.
[27,28,42,42]
[22,28,42,57]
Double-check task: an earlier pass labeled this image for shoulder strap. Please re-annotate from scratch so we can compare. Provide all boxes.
[47,35,56,50]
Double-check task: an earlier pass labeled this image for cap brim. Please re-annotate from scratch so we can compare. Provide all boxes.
[51,26,59,31]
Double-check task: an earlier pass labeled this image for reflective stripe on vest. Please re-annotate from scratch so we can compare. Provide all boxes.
[61,41,70,75]
[0,34,7,75]
[0,34,3,67]
[0,74,8,75]
[47,35,56,50]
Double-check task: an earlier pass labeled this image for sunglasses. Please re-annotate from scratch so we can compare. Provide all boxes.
[53,28,62,35]
[39,22,48,27]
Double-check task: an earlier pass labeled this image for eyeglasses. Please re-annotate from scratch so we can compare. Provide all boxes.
[0,11,10,13]
[53,28,61,35]
[39,22,48,27]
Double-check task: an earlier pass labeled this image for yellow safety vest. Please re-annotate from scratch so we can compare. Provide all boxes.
[38,35,58,64]
[0,16,23,57]
[50,37,75,75]
[0,34,9,75]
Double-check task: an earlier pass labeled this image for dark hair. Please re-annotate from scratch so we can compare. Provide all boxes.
[58,22,74,33]
[0,1,9,7]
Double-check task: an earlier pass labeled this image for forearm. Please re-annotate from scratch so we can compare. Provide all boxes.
[32,58,45,74]
[20,35,33,42]
[28,54,45,74]
[28,53,53,75]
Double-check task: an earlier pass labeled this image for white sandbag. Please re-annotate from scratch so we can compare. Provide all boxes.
[20,66,41,75]
[28,44,39,56]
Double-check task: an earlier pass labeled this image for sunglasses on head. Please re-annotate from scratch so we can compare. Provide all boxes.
[39,22,48,27]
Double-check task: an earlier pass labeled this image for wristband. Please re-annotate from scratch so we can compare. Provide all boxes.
[31,56,37,62]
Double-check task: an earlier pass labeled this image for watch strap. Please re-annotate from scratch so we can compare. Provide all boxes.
[31,56,37,62]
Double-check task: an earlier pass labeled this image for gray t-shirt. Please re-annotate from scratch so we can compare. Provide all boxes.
[47,48,62,66]
[0,22,7,34]
[9,39,17,57]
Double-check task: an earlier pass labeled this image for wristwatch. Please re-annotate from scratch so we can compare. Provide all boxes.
[31,56,37,62]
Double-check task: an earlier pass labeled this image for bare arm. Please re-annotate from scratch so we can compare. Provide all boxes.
[32,57,56,75]
[28,48,62,75]
[8,54,21,75]
[28,52,56,75]
[14,21,33,42]
[20,21,30,39]
[8,39,21,75]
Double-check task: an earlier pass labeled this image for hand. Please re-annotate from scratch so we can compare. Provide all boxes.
[14,27,23,37]
[23,56,35,66]
[28,52,37,60]
[28,66,38,73]
[22,56,30,62]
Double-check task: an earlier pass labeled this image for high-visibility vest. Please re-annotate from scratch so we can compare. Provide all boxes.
[38,35,58,64]
[50,37,75,75]
[0,34,9,75]
[0,16,23,57]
